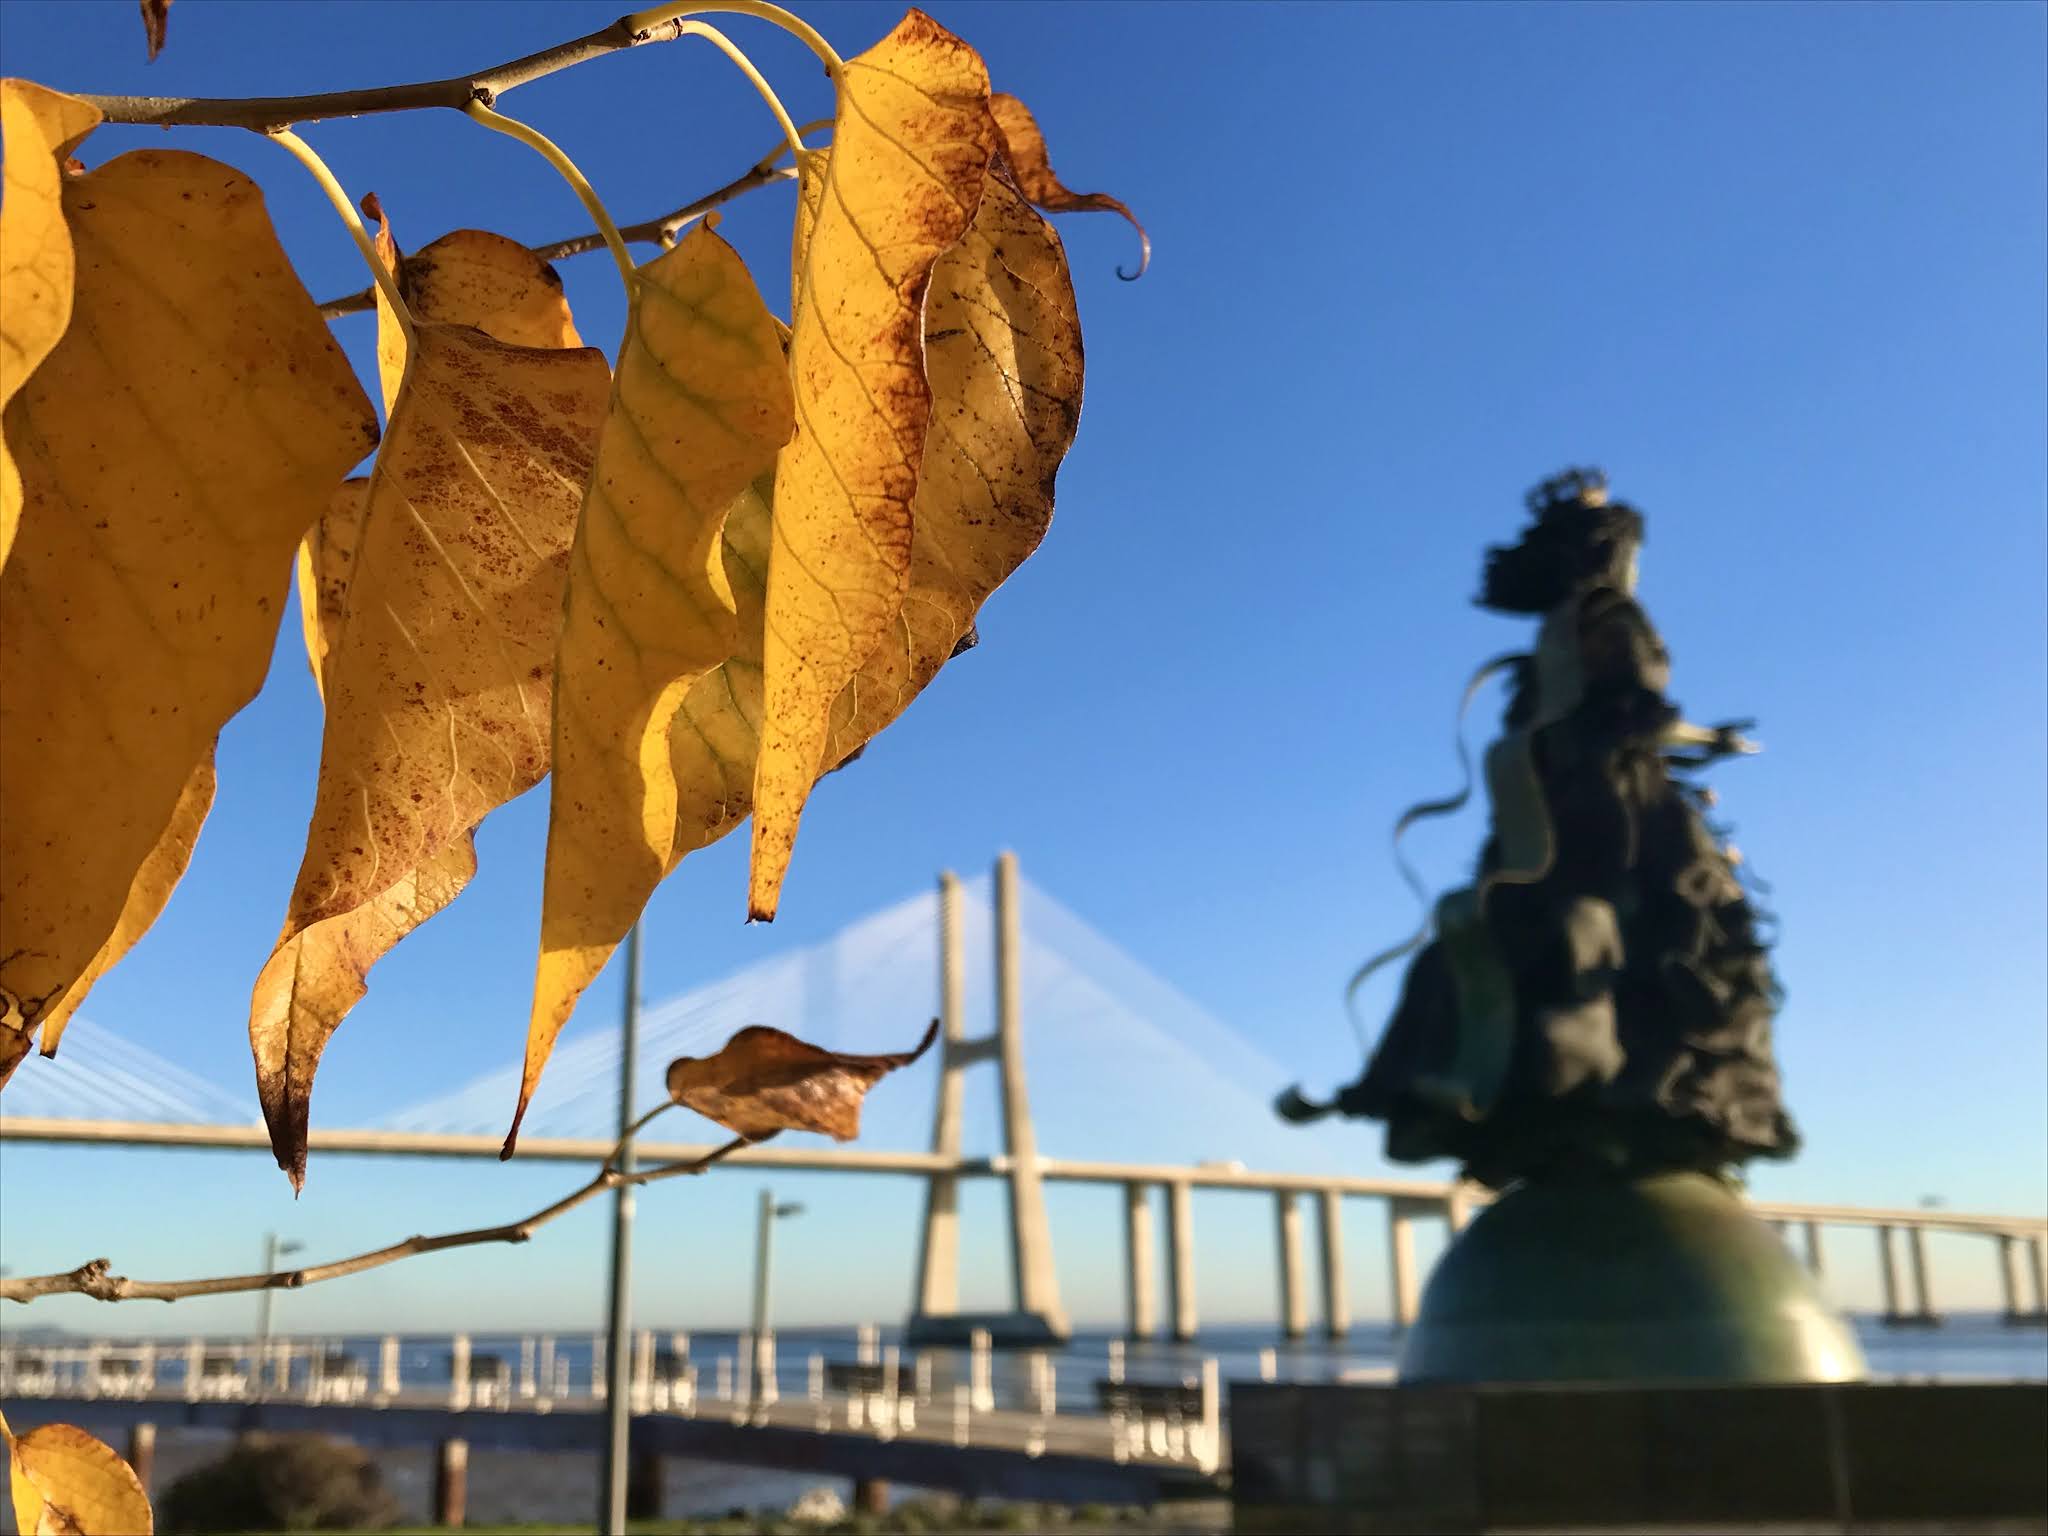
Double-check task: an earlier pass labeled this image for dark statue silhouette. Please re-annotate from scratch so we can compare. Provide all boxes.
[1286,469,1798,1191]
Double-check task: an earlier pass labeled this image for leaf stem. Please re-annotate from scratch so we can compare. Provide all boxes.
[629,0,844,77]
[265,128,416,350]
[676,20,807,166]
[311,122,827,318]
[463,101,637,298]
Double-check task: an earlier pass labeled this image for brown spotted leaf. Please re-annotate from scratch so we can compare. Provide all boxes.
[650,156,1082,931]
[666,1019,939,1140]
[254,324,609,1187]
[822,163,1082,759]
[257,204,606,1186]
[990,91,1149,279]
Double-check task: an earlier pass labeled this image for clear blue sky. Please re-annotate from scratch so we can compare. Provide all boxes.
[0,1,2042,1333]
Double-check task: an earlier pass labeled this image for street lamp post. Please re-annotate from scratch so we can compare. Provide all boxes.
[750,1190,803,1404]
[599,923,643,1536]
[255,1232,304,1393]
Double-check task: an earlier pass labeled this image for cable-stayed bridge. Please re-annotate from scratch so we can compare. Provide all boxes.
[3,857,2044,1340]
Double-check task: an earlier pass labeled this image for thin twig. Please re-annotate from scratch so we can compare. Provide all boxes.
[0,1134,763,1305]
[75,11,710,130]
[312,122,825,318]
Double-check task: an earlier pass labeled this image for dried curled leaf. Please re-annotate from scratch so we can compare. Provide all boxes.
[515,224,794,1150]
[667,1019,939,1140]
[140,0,173,62]
[748,10,996,921]
[0,79,101,572]
[1,147,377,1066]
[990,91,1149,280]
[2,1408,153,1535]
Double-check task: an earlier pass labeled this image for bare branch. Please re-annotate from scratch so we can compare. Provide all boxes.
[75,11,713,130]
[313,149,809,319]
[0,1134,760,1305]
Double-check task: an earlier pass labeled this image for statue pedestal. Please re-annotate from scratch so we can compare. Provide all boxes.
[1399,1170,1865,1384]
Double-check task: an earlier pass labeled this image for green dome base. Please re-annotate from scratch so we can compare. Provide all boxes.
[1398,1170,1867,1384]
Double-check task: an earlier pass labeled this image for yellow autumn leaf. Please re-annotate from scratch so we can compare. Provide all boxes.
[294,479,368,696]
[656,161,1083,903]
[2,1409,153,1536]
[398,227,584,352]
[989,91,1150,279]
[513,224,793,1147]
[33,752,217,1065]
[0,79,99,572]
[668,477,774,865]
[0,148,377,1063]
[295,216,584,692]
[254,324,609,1186]
[748,9,996,920]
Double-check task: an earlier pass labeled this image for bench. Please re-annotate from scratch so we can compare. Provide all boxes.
[826,1361,915,1396]
[464,1352,511,1405]
[316,1352,368,1402]
[1096,1380,1204,1419]
[196,1354,248,1398]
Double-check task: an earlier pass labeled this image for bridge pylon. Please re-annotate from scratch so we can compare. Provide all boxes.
[906,853,1070,1346]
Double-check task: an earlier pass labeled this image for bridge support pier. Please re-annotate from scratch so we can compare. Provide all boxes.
[1123,1182,1156,1339]
[852,1477,890,1515]
[1878,1225,1938,1326]
[1387,1201,1421,1332]
[1167,1180,1197,1342]
[1876,1225,1901,1321]
[912,875,967,1324]
[907,857,1068,1345]
[1803,1220,1825,1278]
[1275,1193,1309,1339]
[1319,1188,1349,1339]
[1903,1225,1939,1325]
[1998,1234,2047,1323]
